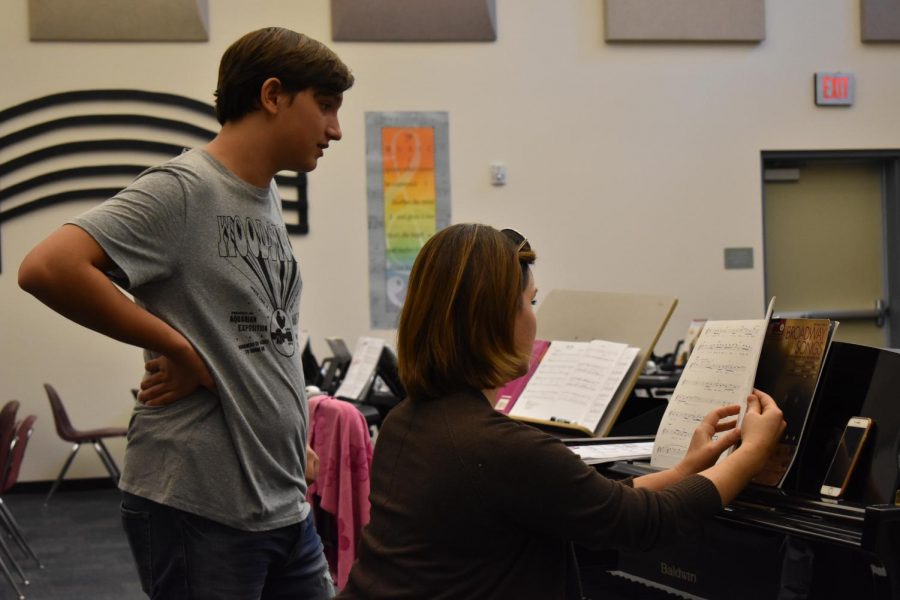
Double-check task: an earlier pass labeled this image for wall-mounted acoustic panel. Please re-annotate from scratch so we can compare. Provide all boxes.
[862,0,900,42]
[605,0,765,42]
[29,0,209,42]
[331,0,496,42]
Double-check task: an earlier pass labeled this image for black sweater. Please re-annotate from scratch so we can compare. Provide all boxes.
[339,389,722,599]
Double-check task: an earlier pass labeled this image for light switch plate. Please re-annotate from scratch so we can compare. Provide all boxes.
[724,247,754,269]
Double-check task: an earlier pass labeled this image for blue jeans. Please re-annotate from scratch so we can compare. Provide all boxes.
[121,492,334,599]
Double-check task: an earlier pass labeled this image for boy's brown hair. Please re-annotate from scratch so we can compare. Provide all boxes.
[214,27,354,125]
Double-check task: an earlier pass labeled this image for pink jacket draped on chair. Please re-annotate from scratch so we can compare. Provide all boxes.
[306,395,373,590]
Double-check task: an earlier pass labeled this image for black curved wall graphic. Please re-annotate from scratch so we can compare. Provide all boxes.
[0,89,309,272]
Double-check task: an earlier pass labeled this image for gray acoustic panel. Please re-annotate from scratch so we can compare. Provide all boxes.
[331,0,496,42]
[862,0,900,42]
[29,0,209,42]
[605,0,765,42]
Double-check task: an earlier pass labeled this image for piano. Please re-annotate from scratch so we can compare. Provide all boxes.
[569,342,900,599]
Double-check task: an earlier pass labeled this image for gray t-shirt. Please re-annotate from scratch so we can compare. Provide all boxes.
[72,149,309,531]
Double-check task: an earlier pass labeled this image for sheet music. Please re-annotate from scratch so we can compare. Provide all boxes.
[578,346,639,431]
[510,340,628,425]
[511,341,590,422]
[335,337,385,400]
[570,442,653,465]
[651,301,774,469]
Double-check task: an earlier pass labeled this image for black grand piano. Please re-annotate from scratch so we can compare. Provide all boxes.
[570,342,900,599]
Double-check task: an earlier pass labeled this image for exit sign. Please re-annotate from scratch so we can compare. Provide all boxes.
[815,72,855,106]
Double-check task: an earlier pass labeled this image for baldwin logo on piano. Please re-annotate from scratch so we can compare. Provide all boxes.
[660,562,698,585]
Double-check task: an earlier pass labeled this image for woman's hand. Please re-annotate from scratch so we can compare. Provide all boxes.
[736,389,786,472]
[675,404,742,478]
[696,390,786,505]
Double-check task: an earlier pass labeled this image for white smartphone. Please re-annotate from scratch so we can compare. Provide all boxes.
[820,416,873,498]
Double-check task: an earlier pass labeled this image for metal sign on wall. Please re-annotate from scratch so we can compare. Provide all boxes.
[815,72,855,106]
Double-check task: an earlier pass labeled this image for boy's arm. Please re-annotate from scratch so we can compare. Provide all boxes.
[18,224,213,405]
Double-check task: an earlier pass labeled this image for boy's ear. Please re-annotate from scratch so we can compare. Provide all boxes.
[259,77,283,114]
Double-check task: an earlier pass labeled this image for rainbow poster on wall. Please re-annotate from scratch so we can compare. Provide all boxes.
[366,113,450,329]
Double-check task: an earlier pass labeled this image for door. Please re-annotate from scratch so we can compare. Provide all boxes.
[763,153,900,348]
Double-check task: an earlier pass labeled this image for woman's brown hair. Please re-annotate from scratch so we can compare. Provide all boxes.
[397,224,536,400]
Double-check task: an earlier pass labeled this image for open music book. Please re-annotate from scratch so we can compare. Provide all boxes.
[651,299,776,469]
[505,339,640,436]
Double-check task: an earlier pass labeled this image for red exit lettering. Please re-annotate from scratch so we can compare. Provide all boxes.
[822,76,849,99]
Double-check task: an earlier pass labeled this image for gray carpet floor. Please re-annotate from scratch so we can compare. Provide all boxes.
[0,488,665,600]
[1,488,142,599]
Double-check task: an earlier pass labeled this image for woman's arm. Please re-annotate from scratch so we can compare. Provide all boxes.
[633,391,785,503]
[479,390,782,551]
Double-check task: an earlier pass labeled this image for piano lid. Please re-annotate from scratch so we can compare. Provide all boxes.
[783,342,900,505]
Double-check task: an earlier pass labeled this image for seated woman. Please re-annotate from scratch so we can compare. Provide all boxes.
[338,224,784,600]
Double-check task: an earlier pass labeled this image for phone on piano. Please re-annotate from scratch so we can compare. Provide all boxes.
[820,416,872,498]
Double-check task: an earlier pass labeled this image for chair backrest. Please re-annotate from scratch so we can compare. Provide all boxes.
[0,401,20,477]
[44,383,77,441]
[2,415,36,494]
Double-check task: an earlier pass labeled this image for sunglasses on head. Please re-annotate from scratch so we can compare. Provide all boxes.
[501,228,530,253]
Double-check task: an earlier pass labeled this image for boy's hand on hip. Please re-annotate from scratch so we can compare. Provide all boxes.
[306,445,319,484]
[139,344,215,406]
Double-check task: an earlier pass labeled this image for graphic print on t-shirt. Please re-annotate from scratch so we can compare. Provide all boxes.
[218,214,301,357]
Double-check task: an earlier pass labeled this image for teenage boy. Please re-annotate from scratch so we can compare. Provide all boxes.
[19,27,353,598]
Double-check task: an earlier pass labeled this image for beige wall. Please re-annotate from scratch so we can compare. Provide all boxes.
[2,0,898,481]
